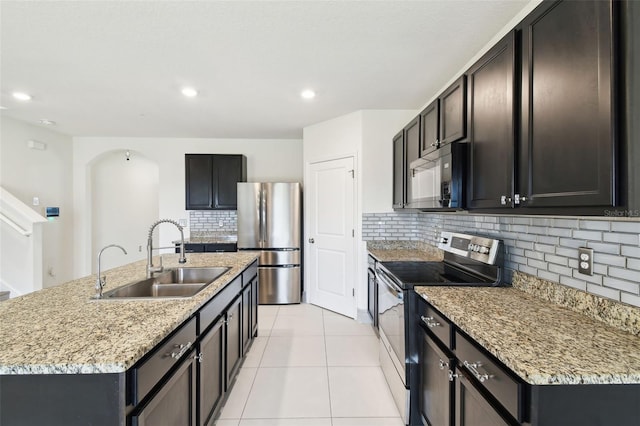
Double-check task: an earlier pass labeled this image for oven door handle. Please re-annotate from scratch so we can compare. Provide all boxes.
[377,270,403,296]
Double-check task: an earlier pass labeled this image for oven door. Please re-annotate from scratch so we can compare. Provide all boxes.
[377,268,405,379]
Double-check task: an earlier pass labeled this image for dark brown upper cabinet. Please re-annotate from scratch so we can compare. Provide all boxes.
[419,77,466,158]
[419,99,439,157]
[404,116,421,207]
[185,154,247,210]
[439,76,467,146]
[518,0,616,208]
[466,31,517,210]
[392,130,406,209]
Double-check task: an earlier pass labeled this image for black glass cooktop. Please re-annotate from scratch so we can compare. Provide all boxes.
[379,261,495,290]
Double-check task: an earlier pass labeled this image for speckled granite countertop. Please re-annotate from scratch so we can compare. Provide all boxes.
[415,286,640,385]
[0,252,257,375]
[367,241,443,262]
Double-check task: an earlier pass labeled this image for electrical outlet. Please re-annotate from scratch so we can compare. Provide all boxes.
[218,220,224,227]
[578,247,593,276]
[32,197,39,206]
[178,218,187,227]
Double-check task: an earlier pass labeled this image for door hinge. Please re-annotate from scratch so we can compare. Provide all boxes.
[349,169,354,178]
[352,288,355,297]
[352,229,355,237]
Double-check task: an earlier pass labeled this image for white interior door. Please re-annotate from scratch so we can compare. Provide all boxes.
[307,156,355,318]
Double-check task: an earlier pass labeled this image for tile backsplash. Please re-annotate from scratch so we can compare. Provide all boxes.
[363,212,640,307]
[189,210,237,234]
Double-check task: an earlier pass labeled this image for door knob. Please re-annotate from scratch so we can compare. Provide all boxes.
[308,238,315,243]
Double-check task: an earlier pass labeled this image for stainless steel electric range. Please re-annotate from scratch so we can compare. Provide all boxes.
[375,231,505,425]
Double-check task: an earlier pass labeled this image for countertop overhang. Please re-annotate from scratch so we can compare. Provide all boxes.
[0,252,258,375]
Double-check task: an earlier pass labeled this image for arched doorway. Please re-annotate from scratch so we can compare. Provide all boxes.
[90,150,159,272]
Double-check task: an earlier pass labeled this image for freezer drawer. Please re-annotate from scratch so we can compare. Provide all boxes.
[258,266,301,304]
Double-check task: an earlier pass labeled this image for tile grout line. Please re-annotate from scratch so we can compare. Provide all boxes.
[321,307,335,425]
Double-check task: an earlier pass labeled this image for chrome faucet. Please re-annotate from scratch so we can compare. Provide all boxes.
[147,219,187,278]
[96,244,127,298]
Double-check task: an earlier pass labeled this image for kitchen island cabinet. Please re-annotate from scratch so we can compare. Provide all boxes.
[0,252,259,426]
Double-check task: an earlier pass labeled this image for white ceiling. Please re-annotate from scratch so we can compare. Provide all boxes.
[0,0,530,139]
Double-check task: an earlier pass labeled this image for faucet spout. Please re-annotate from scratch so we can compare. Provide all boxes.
[147,219,187,278]
[96,244,127,298]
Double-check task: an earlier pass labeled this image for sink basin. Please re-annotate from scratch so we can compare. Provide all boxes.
[100,266,231,299]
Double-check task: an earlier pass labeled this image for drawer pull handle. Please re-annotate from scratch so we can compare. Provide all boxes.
[438,359,449,370]
[168,341,192,359]
[421,315,441,328]
[463,360,493,383]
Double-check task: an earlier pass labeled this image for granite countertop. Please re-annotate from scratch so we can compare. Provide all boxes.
[0,252,257,375]
[415,286,640,385]
[367,241,444,262]
[174,235,237,244]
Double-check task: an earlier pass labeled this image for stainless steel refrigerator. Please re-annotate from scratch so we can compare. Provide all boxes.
[237,182,301,304]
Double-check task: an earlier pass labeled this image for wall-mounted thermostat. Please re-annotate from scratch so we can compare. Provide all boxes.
[46,207,59,218]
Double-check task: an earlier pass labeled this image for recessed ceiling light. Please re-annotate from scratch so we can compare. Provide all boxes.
[12,92,32,101]
[181,87,198,98]
[301,89,316,100]
[39,119,56,126]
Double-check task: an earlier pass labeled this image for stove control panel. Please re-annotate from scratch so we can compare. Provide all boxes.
[438,231,501,265]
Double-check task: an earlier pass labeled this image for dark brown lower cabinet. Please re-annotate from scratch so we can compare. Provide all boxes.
[251,277,259,337]
[420,331,454,426]
[131,349,197,426]
[242,283,251,354]
[225,296,242,388]
[198,317,225,426]
[455,367,511,426]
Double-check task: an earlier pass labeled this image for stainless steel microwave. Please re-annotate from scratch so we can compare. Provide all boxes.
[406,142,466,210]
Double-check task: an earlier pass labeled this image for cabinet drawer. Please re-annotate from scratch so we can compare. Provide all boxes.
[455,330,524,422]
[417,298,452,349]
[204,243,237,253]
[132,317,197,405]
[200,275,242,333]
[242,261,258,285]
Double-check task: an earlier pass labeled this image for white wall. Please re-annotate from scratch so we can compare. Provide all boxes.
[0,116,74,288]
[361,110,418,213]
[303,110,417,315]
[91,150,159,271]
[73,137,303,277]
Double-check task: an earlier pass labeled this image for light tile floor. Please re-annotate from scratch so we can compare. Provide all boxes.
[214,303,403,426]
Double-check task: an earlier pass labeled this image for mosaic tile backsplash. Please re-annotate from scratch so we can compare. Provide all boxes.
[363,212,640,307]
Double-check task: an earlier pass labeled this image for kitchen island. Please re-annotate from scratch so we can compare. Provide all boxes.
[0,252,259,426]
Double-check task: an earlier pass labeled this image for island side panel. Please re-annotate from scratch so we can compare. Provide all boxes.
[0,372,126,426]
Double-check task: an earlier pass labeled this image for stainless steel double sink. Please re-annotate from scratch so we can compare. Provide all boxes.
[100,266,231,299]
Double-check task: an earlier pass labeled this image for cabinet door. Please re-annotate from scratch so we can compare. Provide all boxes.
[420,99,440,156]
[242,284,251,354]
[225,296,242,388]
[185,155,213,210]
[131,350,197,426]
[213,155,246,209]
[440,76,467,145]
[454,367,510,426]
[466,31,516,209]
[198,317,225,426]
[420,331,454,426]
[519,0,615,208]
[392,130,406,209]
[251,277,259,337]
[404,116,421,207]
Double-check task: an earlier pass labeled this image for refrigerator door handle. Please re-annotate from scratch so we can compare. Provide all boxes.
[259,185,266,248]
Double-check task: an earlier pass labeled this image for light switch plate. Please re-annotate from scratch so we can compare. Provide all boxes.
[578,247,593,276]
